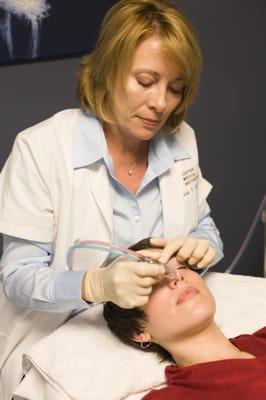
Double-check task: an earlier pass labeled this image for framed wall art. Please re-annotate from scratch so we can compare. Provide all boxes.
[0,0,118,65]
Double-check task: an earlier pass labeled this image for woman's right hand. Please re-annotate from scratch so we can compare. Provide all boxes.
[82,256,165,309]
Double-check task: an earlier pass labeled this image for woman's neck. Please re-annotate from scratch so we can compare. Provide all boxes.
[103,124,149,193]
[103,124,149,161]
[166,322,255,367]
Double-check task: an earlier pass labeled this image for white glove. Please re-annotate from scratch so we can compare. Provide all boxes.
[150,236,216,268]
[82,256,165,309]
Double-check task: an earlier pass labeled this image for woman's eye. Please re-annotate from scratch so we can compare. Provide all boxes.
[170,87,184,96]
[187,265,202,274]
[177,266,187,271]
[138,81,153,87]
[178,265,199,273]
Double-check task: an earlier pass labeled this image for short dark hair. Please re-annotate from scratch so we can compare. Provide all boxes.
[103,238,173,362]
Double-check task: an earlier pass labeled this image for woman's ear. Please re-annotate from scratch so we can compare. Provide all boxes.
[131,331,151,344]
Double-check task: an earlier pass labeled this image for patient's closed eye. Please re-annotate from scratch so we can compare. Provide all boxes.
[178,266,192,270]
[178,265,202,274]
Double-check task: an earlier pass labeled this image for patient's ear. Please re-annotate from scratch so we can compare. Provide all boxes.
[131,331,151,344]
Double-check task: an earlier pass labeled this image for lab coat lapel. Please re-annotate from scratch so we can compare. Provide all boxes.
[159,161,184,238]
[71,162,113,270]
[89,163,113,237]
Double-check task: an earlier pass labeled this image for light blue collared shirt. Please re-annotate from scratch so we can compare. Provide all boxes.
[0,111,223,313]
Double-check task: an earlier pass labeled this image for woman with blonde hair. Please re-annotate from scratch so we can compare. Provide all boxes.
[0,1,223,397]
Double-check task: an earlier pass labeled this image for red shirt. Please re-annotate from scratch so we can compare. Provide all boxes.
[142,327,266,400]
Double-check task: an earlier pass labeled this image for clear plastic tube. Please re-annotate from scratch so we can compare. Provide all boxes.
[67,239,209,279]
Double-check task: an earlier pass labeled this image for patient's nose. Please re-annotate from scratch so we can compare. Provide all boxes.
[167,269,184,288]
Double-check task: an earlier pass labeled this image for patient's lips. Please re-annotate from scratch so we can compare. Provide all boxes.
[177,286,199,304]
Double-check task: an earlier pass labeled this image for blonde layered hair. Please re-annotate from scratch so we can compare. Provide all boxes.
[77,0,202,132]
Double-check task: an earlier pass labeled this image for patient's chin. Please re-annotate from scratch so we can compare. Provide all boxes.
[158,301,215,344]
[180,294,216,331]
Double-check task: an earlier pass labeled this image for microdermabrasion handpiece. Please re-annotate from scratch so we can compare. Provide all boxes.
[138,255,183,280]
[139,255,210,279]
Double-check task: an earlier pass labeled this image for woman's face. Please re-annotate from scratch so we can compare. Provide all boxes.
[108,35,184,141]
[140,258,216,347]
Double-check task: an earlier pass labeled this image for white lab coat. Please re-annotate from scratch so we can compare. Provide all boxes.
[0,109,212,399]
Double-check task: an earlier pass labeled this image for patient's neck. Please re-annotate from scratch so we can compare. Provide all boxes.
[166,322,254,367]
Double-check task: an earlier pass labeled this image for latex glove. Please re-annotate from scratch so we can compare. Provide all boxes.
[82,255,165,309]
[150,236,216,269]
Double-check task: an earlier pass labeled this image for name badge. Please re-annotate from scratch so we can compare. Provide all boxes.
[182,167,198,197]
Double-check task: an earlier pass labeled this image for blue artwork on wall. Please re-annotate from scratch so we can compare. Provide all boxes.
[0,0,117,65]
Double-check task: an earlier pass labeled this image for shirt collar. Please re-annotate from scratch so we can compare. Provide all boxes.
[153,126,191,163]
[73,110,108,169]
[73,110,190,169]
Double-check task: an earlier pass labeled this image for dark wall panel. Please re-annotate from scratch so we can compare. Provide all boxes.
[175,0,265,275]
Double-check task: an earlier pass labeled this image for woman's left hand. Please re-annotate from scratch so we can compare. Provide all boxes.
[150,236,216,269]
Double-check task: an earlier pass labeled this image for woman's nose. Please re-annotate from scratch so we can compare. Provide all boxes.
[148,87,167,112]
[167,269,184,288]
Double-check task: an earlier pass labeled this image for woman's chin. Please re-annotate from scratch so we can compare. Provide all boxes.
[179,300,216,334]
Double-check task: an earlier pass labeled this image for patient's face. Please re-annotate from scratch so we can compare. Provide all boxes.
[140,249,216,346]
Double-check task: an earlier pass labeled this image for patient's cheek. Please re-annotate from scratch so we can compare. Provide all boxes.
[140,283,168,323]
[143,286,164,315]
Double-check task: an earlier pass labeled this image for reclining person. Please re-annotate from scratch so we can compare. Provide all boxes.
[103,239,266,400]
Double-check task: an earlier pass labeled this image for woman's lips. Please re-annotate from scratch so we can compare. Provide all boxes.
[177,287,199,304]
[138,116,160,128]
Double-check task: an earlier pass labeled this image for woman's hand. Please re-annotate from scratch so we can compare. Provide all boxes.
[82,254,165,309]
[150,236,216,269]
